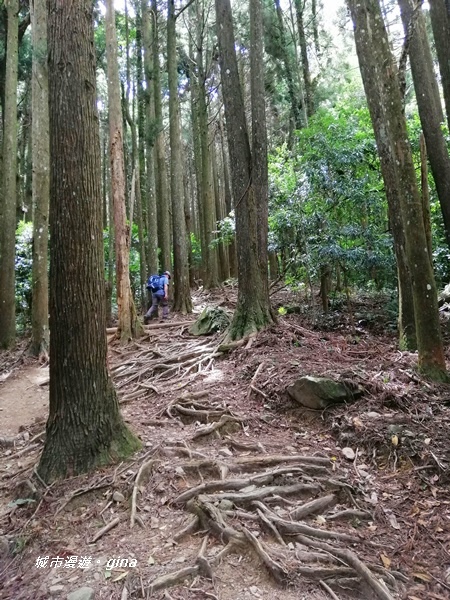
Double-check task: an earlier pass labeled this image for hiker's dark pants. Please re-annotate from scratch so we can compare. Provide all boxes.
[145,294,168,319]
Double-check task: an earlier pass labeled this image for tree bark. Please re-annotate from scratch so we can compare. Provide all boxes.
[398,0,450,249]
[0,0,19,349]
[152,0,171,273]
[216,0,274,339]
[429,0,450,133]
[348,0,446,378]
[294,0,314,118]
[274,0,303,131]
[38,0,140,482]
[141,0,158,275]
[30,0,50,358]
[105,0,140,341]
[167,0,192,313]
[196,3,220,289]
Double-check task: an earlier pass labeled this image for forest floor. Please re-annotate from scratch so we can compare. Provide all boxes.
[0,286,450,600]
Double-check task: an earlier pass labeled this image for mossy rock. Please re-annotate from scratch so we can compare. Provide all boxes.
[286,376,363,410]
[189,307,231,336]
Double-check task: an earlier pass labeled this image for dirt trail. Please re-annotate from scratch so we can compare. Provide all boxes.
[0,366,49,436]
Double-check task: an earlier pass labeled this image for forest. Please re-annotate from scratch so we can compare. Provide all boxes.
[0,0,450,599]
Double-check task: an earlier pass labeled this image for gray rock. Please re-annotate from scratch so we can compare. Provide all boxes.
[66,587,95,600]
[49,585,65,596]
[112,491,125,503]
[287,376,363,410]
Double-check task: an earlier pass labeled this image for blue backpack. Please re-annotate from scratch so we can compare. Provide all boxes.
[147,274,165,293]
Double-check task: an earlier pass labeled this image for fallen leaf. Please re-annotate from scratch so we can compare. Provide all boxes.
[315,515,326,525]
[387,513,400,530]
[391,435,399,446]
[412,572,431,582]
[353,417,364,429]
[380,554,391,569]
[112,571,128,583]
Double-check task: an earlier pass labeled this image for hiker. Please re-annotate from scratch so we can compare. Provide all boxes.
[144,271,171,324]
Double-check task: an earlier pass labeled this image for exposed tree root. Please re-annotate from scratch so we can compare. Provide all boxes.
[130,459,157,528]
[289,494,337,520]
[294,535,396,600]
[192,415,243,440]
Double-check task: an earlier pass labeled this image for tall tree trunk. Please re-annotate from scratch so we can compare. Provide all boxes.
[398,0,450,249]
[189,30,206,280]
[0,0,19,349]
[38,0,140,482]
[196,3,219,289]
[294,0,314,118]
[429,0,450,132]
[152,0,171,273]
[216,0,274,339]
[212,137,229,281]
[219,112,237,278]
[348,0,446,379]
[274,0,303,131]
[420,132,433,262]
[30,0,50,358]
[167,0,192,313]
[105,0,140,341]
[141,0,158,274]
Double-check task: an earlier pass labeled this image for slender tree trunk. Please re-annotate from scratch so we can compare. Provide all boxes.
[348,0,446,379]
[212,137,229,281]
[219,113,237,278]
[294,0,314,117]
[420,132,433,263]
[429,0,450,132]
[30,0,49,358]
[0,0,19,349]
[38,0,140,482]
[105,0,140,341]
[142,0,158,274]
[196,4,219,289]
[398,0,450,249]
[274,0,303,130]
[189,31,206,280]
[216,0,274,339]
[152,0,171,273]
[168,0,192,313]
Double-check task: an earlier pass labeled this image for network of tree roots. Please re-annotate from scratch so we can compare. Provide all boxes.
[1,289,449,600]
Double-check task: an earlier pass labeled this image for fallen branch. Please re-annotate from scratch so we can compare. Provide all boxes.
[90,516,120,544]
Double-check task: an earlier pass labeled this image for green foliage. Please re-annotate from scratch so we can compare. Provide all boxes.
[212,211,235,249]
[15,221,34,329]
[190,232,202,268]
[268,99,396,290]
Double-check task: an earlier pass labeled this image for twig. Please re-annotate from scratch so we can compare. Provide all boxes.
[90,516,120,543]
